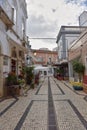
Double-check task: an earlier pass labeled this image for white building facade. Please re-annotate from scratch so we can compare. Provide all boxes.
[0,0,28,97]
[56,26,86,79]
[69,11,87,82]
[79,11,87,26]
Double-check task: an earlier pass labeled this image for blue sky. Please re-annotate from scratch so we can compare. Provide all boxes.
[26,0,87,50]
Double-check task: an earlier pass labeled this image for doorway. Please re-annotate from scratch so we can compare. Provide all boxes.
[11,59,17,74]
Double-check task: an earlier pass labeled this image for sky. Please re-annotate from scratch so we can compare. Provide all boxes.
[26,0,87,50]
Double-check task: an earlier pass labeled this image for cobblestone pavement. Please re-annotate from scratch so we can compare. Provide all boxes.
[0,77,87,130]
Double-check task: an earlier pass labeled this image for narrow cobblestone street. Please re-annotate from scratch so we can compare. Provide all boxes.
[0,77,87,130]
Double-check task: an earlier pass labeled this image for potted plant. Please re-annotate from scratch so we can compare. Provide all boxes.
[72,60,85,90]
[57,68,64,80]
[6,72,18,86]
[6,72,21,95]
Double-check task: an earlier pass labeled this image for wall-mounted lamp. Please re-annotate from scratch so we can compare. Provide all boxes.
[34,52,36,56]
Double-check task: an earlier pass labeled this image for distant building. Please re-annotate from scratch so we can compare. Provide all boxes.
[39,48,49,50]
[53,47,58,51]
[69,28,87,92]
[32,49,58,66]
[56,25,86,79]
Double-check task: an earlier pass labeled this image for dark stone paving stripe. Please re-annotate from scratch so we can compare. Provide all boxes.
[0,94,18,102]
[63,82,77,94]
[48,77,58,130]
[14,100,33,130]
[14,100,47,130]
[63,82,86,96]
[63,82,87,102]
[33,99,47,101]
[35,84,42,95]
[0,97,18,117]
[54,99,87,129]
[68,100,87,129]
[57,84,65,95]
[54,79,65,95]
[35,79,45,95]
[36,94,48,95]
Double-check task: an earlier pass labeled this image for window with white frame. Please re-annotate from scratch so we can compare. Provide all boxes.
[13,8,17,24]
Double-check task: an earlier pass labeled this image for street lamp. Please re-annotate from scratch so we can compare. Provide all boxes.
[34,52,37,56]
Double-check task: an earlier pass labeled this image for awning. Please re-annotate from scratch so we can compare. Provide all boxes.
[34,66,49,71]
[60,59,68,64]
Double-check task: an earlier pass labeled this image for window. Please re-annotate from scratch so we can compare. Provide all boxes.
[3,56,8,65]
[22,22,25,39]
[12,47,17,58]
[14,8,17,24]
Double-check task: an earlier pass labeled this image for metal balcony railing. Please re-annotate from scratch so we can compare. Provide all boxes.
[0,0,14,23]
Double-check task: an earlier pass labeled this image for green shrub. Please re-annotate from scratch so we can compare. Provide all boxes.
[25,66,34,85]
[6,72,18,86]
[72,60,85,82]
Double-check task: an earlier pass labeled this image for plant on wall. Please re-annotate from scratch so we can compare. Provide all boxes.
[72,60,85,82]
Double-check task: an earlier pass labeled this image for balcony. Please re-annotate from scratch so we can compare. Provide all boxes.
[0,0,14,28]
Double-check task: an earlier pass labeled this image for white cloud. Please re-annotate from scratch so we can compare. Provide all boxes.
[30,39,57,50]
[26,0,87,50]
